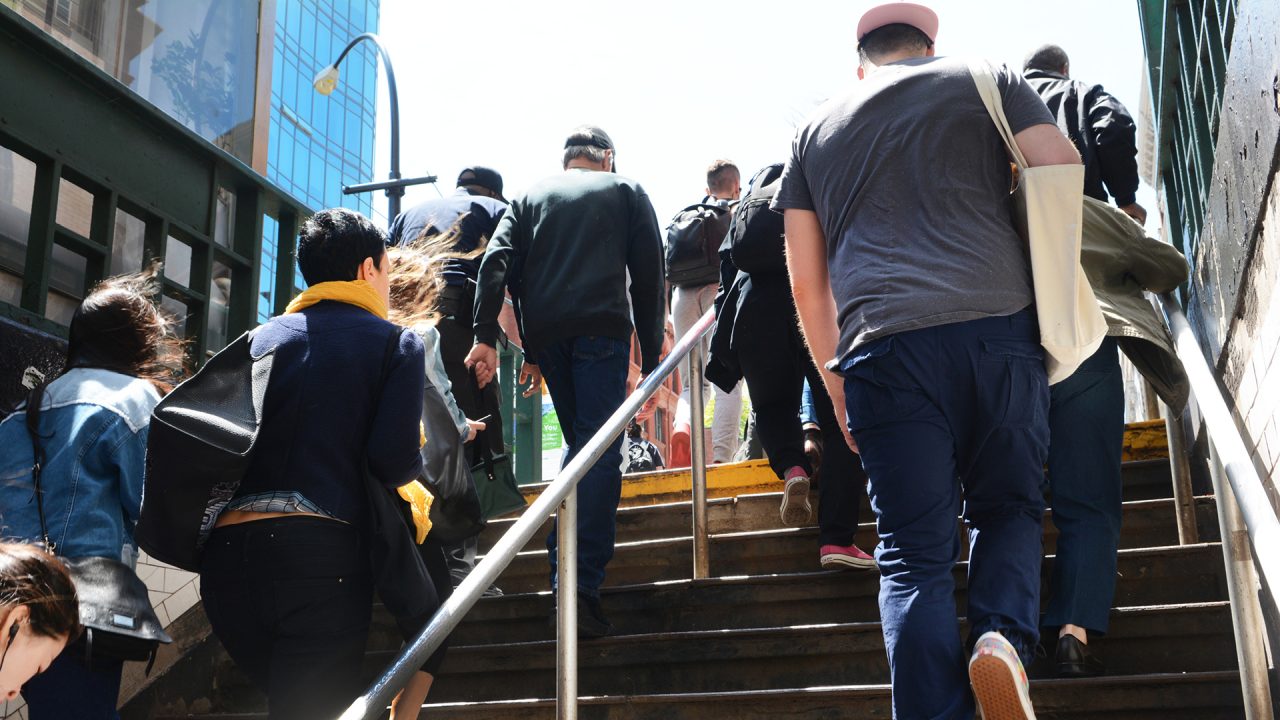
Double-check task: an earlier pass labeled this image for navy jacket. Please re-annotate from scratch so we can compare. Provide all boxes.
[239,302,426,526]
[387,189,508,288]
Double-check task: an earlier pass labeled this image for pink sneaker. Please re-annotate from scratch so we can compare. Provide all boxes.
[779,466,812,526]
[969,631,1037,720]
[819,543,876,570]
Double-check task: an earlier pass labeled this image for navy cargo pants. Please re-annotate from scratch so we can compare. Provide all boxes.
[841,309,1050,720]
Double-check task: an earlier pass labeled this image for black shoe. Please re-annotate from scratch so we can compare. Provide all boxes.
[1055,634,1105,677]
[548,594,613,638]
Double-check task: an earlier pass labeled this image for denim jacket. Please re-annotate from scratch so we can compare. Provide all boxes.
[0,368,160,565]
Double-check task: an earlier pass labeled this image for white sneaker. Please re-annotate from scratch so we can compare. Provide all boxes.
[969,631,1037,720]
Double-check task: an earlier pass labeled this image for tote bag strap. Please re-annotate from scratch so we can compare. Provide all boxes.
[965,58,1030,171]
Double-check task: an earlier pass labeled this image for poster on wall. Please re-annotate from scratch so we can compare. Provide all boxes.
[541,393,563,482]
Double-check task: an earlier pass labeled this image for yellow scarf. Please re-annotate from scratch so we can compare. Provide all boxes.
[284,279,388,319]
[397,480,434,543]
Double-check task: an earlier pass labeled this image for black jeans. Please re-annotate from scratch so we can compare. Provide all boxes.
[737,323,864,546]
[201,517,374,720]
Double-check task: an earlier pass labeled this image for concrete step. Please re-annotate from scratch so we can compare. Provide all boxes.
[372,542,1228,647]
[380,602,1236,704]
[479,492,1216,560]
[154,670,1246,720]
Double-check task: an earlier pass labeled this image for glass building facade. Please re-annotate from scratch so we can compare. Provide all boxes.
[259,0,380,321]
[7,0,382,325]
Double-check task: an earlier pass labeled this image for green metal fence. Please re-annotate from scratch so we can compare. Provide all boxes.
[1137,0,1236,255]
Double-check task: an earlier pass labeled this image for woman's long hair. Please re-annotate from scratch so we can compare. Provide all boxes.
[386,222,485,329]
[0,543,79,641]
[64,262,187,394]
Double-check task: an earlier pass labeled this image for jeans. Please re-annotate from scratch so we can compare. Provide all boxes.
[536,335,631,596]
[21,641,123,720]
[842,309,1049,720]
[738,328,863,546]
[672,283,743,462]
[1044,337,1125,635]
[201,517,375,720]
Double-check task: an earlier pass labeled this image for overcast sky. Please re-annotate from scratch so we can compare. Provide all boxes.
[368,0,1158,232]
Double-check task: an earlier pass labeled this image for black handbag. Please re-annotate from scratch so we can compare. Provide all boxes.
[420,372,485,543]
[24,386,172,669]
[137,330,275,571]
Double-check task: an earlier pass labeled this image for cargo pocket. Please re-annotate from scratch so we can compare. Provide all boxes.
[978,338,1049,429]
[843,337,930,433]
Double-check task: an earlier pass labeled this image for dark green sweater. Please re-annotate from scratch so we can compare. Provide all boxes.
[473,169,666,372]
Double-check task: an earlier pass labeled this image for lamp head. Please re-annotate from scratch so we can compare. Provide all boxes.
[313,65,340,96]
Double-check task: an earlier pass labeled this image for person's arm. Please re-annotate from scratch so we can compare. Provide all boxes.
[419,326,471,441]
[468,206,519,386]
[1088,86,1142,211]
[627,186,667,374]
[112,420,148,545]
[783,208,856,452]
[1012,124,1081,167]
[1000,64,1082,169]
[367,330,428,489]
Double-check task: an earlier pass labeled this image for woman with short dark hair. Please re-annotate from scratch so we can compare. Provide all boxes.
[0,543,80,702]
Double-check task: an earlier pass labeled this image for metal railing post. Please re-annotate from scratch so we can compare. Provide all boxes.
[556,488,578,720]
[1207,442,1275,718]
[689,349,710,580]
[1162,403,1200,545]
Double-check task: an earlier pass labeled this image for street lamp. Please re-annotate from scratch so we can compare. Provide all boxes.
[313,33,435,223]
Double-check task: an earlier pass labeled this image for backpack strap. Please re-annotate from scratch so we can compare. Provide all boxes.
[24,384,55,553]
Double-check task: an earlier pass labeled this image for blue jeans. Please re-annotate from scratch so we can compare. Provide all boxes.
[21,642,123,720]
[842,309,1049,720]
[537,335,631,597]
[1044,337,1124,634]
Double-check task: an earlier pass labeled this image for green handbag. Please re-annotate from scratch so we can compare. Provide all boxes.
[472,432,526,520]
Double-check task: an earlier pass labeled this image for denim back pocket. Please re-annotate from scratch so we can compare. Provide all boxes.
[572,336,630,362]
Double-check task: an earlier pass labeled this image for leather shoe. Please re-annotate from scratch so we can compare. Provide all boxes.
[1055,634,1105,677]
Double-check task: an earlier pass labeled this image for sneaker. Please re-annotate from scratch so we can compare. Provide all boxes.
[969,631,1037,720]
[819,543,876,570]
[669,422,692,467]
[481,583,505,598]
[779,467,812,526]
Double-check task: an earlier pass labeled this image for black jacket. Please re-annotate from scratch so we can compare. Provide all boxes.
[472,169,666,372]
[387,189,508,288]
[1025,70,1140,207]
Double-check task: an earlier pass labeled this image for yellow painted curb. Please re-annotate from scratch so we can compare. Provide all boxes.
[521,421,1170,508]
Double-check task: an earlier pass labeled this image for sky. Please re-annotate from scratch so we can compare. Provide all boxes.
[368,0,1158,233]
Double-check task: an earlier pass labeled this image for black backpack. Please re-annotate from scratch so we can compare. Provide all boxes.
[665,203,732,287]
[726,163,787,277]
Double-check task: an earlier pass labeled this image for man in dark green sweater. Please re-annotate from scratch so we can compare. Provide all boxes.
[466,126,665,636]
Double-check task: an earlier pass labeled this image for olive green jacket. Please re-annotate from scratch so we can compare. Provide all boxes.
[1081,197,1190,411]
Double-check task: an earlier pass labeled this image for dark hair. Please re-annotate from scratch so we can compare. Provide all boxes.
[857,23,933,65]
[295,208,387,287]
[627,419,643,439]
[706,160,739,196]
[1024,44,1070,73]
[0,543,80,641]
[66,263,186,393]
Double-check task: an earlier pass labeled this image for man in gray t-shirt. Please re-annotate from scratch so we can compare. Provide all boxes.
[775,4,1081,720]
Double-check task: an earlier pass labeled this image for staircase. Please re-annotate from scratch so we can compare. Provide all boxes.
[129,420,1243,719]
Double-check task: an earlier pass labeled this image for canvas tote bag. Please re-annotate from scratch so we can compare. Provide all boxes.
[966,59,1106,383]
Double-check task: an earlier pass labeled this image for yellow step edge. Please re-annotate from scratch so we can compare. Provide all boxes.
[520,420,1172,509]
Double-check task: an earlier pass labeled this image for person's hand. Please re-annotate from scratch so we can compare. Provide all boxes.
[519,360,542,398]
[826,382,860,454]
[1119,202,1148,226]
[465,343,498,388]
[465,418,486,442]
[637,374,659,420]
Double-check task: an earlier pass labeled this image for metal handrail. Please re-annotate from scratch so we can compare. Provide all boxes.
[1157,292,1278,717]
[338,309,718,720]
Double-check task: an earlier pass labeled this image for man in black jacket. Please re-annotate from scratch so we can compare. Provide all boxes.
[466,126,665,636]
[1024,44,1147,225]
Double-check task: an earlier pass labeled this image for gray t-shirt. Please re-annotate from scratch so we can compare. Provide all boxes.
[773,56,1055,365]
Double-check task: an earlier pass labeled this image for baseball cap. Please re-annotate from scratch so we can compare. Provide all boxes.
[856,2,939,43]
[456,166,504,201]
[564,125,617,173]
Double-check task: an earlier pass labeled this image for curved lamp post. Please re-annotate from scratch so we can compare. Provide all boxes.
[314,33,434,223]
